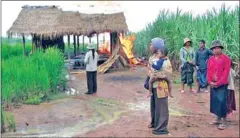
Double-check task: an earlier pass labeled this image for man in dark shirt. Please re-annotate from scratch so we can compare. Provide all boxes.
[195,40,213,93]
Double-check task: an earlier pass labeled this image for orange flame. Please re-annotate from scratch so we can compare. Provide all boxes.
[119,33,140,65]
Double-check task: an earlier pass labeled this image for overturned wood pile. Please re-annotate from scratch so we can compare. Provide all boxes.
[97,43,129,74]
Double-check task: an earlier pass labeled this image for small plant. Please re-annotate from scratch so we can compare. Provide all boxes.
[2,112,16,132]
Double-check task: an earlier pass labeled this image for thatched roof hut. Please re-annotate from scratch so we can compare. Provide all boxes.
[7,5,128,37]
[7,5,63,37]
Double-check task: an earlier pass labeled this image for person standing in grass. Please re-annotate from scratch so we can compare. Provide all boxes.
[227,60,236,116]
[180,38,196,93]
[207,40,231,130]
[195,40,213,93]
[84,43,99,95]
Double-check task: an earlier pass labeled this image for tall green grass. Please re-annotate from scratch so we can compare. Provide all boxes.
[2,44,66,105]
[1,41,32,59]
[134,4,239,63]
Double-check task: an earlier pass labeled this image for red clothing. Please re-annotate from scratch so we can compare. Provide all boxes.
[207,53,231,87]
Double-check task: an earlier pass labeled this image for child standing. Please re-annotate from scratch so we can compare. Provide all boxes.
[227,61,236,116]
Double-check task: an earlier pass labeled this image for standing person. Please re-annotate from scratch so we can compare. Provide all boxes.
[84,43,99,95]
[195,40,213,93]
[227,61,236,116]
[207,40,231,130]
[180,38,196,93]
[147,41,159,129]
[147,38,173,135]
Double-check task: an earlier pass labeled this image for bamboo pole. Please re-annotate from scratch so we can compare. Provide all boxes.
[82,36,85,52]
[68,35,70,60]
[77,35,80,55]
[97,34,99,51]
[89,37,91,43]
[73,35,76,56]
[22,34,26,56]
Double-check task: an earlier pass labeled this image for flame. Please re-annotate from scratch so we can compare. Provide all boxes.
[119,34,140,65]
[98,41,111,56]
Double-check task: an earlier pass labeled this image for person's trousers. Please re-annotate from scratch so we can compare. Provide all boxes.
[86,71,97,94]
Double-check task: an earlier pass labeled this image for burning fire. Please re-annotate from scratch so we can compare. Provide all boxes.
[119,33,140,65]
[98,41,111,55]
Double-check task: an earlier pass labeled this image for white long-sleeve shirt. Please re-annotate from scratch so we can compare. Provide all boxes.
[84,51,99,72]
[228,68,236,90]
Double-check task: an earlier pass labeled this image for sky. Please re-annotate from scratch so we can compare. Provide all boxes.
[1,1,239,38]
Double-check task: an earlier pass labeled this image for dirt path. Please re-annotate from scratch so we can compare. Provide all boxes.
[2,67,239,137]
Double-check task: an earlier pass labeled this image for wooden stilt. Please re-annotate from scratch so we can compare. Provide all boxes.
[68,35,70,60]
[22,34,26,56]
[73,35,76,56]
[97,34,99,52]
[77,35,80,55]
[89,37,91,43]
[82,36,85,52]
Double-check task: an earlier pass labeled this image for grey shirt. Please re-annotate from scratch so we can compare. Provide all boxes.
[180,47,195,68]
[195,47,213,69]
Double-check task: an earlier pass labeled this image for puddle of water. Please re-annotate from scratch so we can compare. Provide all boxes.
[126,100,188,116]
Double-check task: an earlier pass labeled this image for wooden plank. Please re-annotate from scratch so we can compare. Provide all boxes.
[97,37,121,74]
[22,34,26,56]
[68,35,70,60]
[119,55,129,67]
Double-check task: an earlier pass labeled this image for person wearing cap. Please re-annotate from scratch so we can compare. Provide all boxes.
[147,38,173,135]
[207,40,231,130]
[180,38,196,93]
[84,43,99,95]
[195,39,213,93]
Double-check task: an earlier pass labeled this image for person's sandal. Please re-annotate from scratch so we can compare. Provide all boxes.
[218,123,227,130]
[209,120,220,125]
[180,90,185,93]
[148,124,154,128]
[190,89,197,94]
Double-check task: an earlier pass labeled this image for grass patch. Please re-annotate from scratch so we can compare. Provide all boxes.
[2,43,67,106]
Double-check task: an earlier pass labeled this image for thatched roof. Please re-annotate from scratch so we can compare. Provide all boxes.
[7,5,128,37]
[57,11,82,36]
[7,5,63,37]
[80,12,128,36]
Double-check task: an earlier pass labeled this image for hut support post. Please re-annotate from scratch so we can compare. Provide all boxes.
[22,34,26,56]
[73,35,76,57]
[68,35,70,60]
[82,36,85,52]
[31,35,34,53]
[97,34,99,51]
[77,35,80,55]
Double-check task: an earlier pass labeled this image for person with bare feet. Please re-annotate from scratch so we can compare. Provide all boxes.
[207,40,231,130]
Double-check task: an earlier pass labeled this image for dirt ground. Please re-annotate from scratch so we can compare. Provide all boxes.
[2,67,239,137]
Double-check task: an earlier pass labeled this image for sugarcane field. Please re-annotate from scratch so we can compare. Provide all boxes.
[1,1,240,137]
